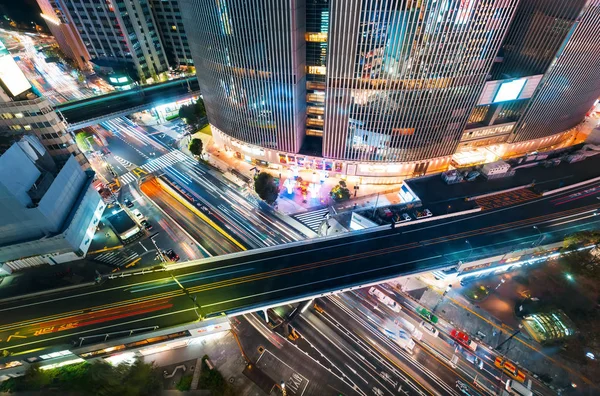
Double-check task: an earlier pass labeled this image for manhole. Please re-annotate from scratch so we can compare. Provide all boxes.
[229,377,235,384]
[258,345,265,353]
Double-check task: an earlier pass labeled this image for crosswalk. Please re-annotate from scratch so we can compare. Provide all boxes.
[92,249,140,268]
[114,155,135,168]
[119,150,189,185]
[291,208,330,233]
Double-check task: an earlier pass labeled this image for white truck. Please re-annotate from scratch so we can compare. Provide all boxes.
[369,287,401,313]
[384,328,415,354]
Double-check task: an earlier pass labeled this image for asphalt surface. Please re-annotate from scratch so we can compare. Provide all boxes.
[1,181,600,356]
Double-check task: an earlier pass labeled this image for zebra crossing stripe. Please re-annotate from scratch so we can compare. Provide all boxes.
[292,209,330,231]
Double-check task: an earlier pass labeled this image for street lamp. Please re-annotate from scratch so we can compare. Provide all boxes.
[281,381,286,396]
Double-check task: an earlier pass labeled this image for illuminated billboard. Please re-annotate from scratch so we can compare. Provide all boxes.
[493,78,527,103]
[456,0,476,25]
[0,55,32,98]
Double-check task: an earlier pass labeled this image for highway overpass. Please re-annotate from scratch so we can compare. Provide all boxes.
[0,181,599,368]
[55,77,200,131]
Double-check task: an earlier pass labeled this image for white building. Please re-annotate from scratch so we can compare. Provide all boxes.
[0,138,104,274]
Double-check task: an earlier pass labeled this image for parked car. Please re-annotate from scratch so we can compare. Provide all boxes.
[402,213,411,221]
[419,321,439,337]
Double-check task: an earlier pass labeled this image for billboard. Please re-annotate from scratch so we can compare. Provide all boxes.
[493,78,527,103]
[0,54,32,98]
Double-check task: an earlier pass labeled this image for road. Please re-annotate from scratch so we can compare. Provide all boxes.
[91,116,308,248]
[297,295,462,396]
[0,28,110,104]
[1,181,600,359]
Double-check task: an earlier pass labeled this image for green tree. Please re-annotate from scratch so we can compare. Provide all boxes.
[179,103,198,125]
[195,99,206,118]
[189,138,203,158]
[330,182,350,202]
[563,230,600,248]
[254,172,279,204]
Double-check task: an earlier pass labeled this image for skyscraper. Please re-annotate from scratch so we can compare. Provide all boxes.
[182,0,600,181]
[36,0,90,70]
[182,0,306,154]
[150,0,194,68]
[61,0,169,80]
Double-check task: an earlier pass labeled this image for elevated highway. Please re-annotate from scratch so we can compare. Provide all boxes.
[0,181,599,361]
[55,77,200,131]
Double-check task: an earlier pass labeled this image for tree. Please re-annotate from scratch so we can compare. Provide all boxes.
[254,172,278,204]
[195,99,206,118]
[179,103,198,125]
[189,138,203,158]
[563,230,600,248]
[330,181,350,202]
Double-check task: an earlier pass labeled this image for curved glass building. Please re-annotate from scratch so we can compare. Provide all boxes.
[182,0,600,180]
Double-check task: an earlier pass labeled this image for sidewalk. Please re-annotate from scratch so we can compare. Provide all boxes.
[399,276,583,392]
[190,128,403,215]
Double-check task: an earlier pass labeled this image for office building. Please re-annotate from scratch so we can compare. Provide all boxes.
[35,0,90,70]
[150,0,193,68]
[0,40,88,168]
[0,138,104,274]
[459,0,600,163]
[182,1,600,182]
[61,0,169,81]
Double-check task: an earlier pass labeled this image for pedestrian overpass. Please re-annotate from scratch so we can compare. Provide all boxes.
[55,77,200,131]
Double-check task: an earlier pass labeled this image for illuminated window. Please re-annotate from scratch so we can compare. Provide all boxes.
[305,32,327,42]
[15,113,24,118]
[307,66,326,75]
[171,25,177,31]
[24,125,31,130]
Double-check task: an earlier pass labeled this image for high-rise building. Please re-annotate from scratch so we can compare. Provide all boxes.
[0,40,88,168]
[35,0,91,70]
[0,137,104,274]
[150,0,194,68]
[182,0,600,181]
[61,0,169,81]
[460,0,600,161]
[182,0,306,154]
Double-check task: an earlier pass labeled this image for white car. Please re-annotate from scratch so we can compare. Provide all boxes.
[131,208,145,220]
[419,321,439,337]
[416,209,433,219]
[402,213,411,221]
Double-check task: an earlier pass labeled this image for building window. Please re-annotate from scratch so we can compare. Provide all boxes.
[24,125,32,130]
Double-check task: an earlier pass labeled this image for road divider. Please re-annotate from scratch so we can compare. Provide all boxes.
[155,176,246,251]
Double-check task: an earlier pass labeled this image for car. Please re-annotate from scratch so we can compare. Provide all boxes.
[164,249,180,262]
[402,213,411,221]
[123,198,134,208]
[131,208,145,220]
[419,321,439,337]
[141,220,153,230]
[416,208,433,219]
[456,380,472,395]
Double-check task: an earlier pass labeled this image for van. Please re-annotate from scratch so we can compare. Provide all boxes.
[419,321,439,337]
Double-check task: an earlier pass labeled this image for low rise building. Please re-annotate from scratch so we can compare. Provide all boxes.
[0,138,104,274]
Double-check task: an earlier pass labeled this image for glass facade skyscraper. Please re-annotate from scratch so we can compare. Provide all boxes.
[182,0,306,154]
[182,0,600,180]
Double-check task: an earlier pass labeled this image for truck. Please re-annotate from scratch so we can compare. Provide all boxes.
[384,328,415,354]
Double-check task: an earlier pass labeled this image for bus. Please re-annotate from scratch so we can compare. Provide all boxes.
[495,357,526,383]
[505,379,533,396]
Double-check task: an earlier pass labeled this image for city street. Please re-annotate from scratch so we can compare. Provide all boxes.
[0,28,111,104]
[82,116,309,255]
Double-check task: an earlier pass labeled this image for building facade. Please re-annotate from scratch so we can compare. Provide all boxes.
[181,0,307,154]
[150,0,193,68]
[36,0,91,70]
[0,42,88,168]
[61,0,169,81]
[0,139,104,274]
[182,0,600,182]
